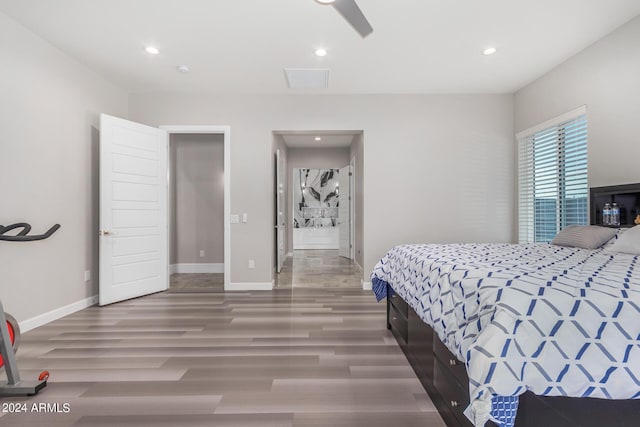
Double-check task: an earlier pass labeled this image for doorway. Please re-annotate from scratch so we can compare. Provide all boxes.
[99,117,231,306]
[168,134,224,292]
[272,131,363,289]
[160,125,231,291]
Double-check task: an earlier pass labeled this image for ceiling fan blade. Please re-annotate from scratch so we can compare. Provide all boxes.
[332,0,373,38]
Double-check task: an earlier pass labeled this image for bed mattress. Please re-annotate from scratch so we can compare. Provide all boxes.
[371,243,640,427]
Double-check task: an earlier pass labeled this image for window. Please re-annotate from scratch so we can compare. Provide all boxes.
[518,107,588,243]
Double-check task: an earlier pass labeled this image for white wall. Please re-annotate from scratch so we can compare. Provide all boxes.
[128,94,515,284]
[515,15,640,188]
[0,12,128,323]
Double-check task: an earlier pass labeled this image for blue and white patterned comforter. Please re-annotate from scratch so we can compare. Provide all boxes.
[371,243,640,427]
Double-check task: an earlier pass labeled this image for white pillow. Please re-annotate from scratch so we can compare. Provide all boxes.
[603,227,629,248]
[607,225,640,255]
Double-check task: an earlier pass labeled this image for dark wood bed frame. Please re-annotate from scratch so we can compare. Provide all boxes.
[385,183,640,427]
[590,183,640,228]
[387,288,640,427]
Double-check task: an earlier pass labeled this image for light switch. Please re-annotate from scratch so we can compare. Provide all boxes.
[242,213,248,223]
[230,214,240,224]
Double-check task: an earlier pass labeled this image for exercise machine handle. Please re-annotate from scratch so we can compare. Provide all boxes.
[0,223,61,242]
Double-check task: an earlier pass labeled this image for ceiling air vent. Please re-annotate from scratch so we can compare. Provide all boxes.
[284,68,330,89]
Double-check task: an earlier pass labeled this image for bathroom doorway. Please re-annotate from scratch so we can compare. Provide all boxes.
[272,131,364,289]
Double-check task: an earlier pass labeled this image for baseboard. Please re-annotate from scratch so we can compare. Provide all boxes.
[19,295,98,333]
[226,280,274,291]
[293,245,340,250]
[171,263,224,274]
[354,260,363,272]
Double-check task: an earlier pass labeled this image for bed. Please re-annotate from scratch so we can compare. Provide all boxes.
[371,184,640,427]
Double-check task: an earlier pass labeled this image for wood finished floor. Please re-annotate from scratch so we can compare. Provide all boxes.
[1,265,444,426]
[169,250,362,292]
[169,273,224,292]
[275,250,362,289]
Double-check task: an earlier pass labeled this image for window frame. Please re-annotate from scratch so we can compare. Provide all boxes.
[517,106,588,243]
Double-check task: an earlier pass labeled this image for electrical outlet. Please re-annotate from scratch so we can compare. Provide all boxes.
[248,259,255,269]
[199,250,205,258]
[84,270,91,282]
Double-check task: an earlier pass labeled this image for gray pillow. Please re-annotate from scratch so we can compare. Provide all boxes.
[551,225,617,249]
[607,225,640,255]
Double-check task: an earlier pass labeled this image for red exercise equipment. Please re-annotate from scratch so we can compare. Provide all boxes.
[0,306,49,396]
[0,222,57,395]
[0,315,18,367]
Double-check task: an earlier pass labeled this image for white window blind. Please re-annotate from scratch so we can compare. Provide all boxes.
[518,107,588,243]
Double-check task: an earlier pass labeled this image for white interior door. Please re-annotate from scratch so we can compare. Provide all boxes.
[275,149,285,273]
[350,158,355,260]
[99,114,168,306]
[338,165,351,258]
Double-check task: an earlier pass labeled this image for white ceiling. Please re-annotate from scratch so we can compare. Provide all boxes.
[1,1,639,94]
[279,132,358,148]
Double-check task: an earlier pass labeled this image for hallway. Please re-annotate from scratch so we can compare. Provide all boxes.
[274,250,362,289]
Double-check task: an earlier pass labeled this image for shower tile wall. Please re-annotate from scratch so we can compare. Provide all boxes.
[293,168,340,229]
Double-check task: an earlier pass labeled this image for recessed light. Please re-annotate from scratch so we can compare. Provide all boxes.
[176,65,190,73]
[315,0,336,4]
[315,137,322,141]
[483,47,497,56]
[145,46,160,55]
[315,48,328,57]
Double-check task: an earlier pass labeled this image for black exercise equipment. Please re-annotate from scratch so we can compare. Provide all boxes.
[0,221,58,396]
[0,223,61,242]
